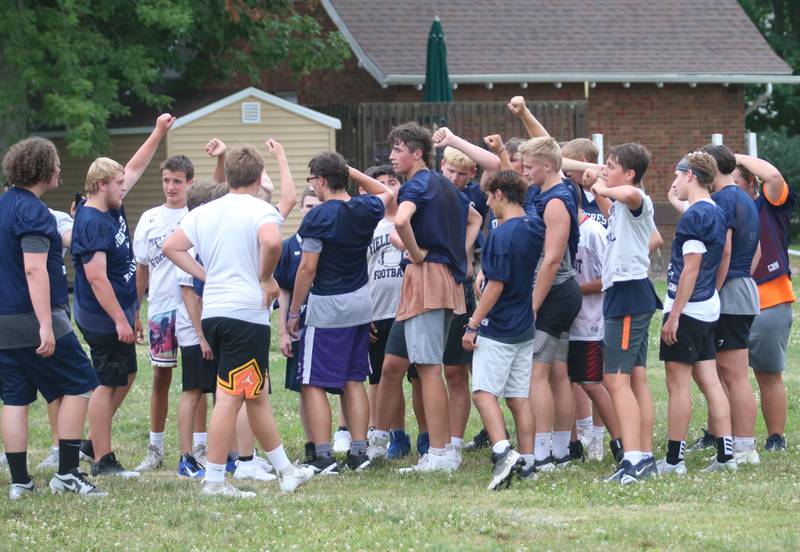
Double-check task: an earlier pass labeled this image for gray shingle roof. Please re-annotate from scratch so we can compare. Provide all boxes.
[322,0,795,85]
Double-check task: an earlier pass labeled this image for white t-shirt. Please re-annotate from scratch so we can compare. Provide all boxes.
[175,263,199,347]
[602,189,656,291]
[133,205,188,315]
[49,209,73,258]
[367,218,404,321]
[180,193,283,325]
[570,216,606,341]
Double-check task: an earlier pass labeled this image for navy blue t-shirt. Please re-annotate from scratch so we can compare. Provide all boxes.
[711,185,760,282]
[0,187,69,314]
[463,181,488,249]
[666,200,726,304]
[72,203,138,331]
[298,196,384,296]
[579,185,608,228]
[480,215,545,341]
[531,180,580,266]
[753,186,797,284]
[274,233,307,325]
[398,169,471,283]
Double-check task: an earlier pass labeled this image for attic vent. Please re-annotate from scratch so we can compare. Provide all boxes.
[241,102,261,124]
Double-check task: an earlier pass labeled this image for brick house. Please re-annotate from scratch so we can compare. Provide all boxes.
[260,0,798,237]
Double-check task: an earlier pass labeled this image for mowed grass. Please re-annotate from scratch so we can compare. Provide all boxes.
[1,278,799,551]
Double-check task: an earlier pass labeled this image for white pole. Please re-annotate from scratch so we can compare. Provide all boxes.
[747,132,758,157]
[711,133,723,145]
[592,133,604,164]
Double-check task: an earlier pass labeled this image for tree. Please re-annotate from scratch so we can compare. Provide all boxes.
[0,0,350,157]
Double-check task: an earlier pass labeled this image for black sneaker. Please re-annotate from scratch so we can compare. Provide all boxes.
[620,457,654,484]
[90,452,141,478]
[534,455,557,472]
[553,454,573,469]
[303,442,316,464]
[79,439,95,463]
[605,460,630,483]
[304,454,339,475]
[764,433,787,452]
[609,438,624,464]
[344,451,371,472]
[569,440,585,462]
[465,428,490,451]
[516,462,538,481]
[688,428,716,452]
[638,456,658,479]
[488,447,523,490]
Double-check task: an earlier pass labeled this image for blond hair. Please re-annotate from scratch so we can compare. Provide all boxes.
[225,145,264,189]
[442,146,476,171]
[561,138,598,163]
[85,157,123,195]
[517,136,562,172]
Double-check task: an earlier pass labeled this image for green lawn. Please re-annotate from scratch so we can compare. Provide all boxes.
[1,279,799,551]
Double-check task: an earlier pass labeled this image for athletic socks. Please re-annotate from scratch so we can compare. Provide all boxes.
[266,444,292,473]
[227,451,240,462]
[733,436,756,453]
[521,454,535,468]
[193,432,207,447]
[576,416,593,432]
[149,431,165,450]
[623,450,643,465]
[350,440,368,456]
[316,443,333,458]
[372,429,390,445]
[610,438,623,459]
[592,425,606,439]
[80,439,95,460]
[642,451,653,459]
[450,437,464,450]
[5,452,30,485]
[492,439,511,454]
[205,461,226,483]
[534,433,551,461]
[716,436,734,463]
[238,454,254,463]
[429,446,448,457]
[552,431,571,458]
[666,440,686,465]
[58,439,81,475]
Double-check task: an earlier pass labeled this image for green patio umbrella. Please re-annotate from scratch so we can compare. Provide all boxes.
[423,16,453,102]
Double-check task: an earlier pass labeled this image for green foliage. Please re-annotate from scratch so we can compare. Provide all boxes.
[758,127,800,236]
[739,0,800,134]
[0,0,350,157]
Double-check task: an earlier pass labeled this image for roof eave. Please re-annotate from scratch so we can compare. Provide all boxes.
[383,73,800,86]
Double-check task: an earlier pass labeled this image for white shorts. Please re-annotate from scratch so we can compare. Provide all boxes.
[471,335,534,398]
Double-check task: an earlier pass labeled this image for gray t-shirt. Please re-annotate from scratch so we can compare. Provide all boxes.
[719,276,760,316]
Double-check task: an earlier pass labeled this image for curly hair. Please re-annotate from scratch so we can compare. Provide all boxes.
[486,170,527,205]
[2,137,59,188]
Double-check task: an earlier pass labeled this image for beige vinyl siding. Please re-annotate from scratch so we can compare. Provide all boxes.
[40,134,167,284]
[167,95,336,236]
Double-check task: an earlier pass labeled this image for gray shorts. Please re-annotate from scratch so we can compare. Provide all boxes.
[472,336,534,398]
[749,303,793,374]
[604,311,653,375]
[404,309,454,365]
[533,330,569,365]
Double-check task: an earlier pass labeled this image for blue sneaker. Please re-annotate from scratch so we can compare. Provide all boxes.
[225,455,237,474]
[416,432,430,456]
[178,454,205,479]
[387,430,411,459]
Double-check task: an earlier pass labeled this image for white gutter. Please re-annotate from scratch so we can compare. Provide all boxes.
[745,83,774,117]
[383,73,800,86]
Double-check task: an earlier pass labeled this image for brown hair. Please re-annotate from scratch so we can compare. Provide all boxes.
[224,145,264,189]
[686,152,718,192]
[608,143,650,185]
[300,187,317,206]
[486,170,527,205]
[387,122,433,166]
[2,137,59,188]
[308,151,350,191]
[160,154,194,181]
[561,138,599,163]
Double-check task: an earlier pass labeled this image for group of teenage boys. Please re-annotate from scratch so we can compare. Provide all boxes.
[0,93,793,498]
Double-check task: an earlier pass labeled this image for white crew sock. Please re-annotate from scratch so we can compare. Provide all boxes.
[429,447,448,457]
[150,432,165,450]
[552,431,571,458]
[733,436,756,452]
[592,425,606,439]
[372,429,390,445]
[576,416,593,431]
[623,450,643,465]
[522,454,535,467]
[205,462,225,483]
[492,439,510,454]
[193,432,207,447]
[450,437,464,449]
[534,433,551,461]
[266,444,291,474]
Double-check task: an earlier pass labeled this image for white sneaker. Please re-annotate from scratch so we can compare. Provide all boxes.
[233,460,277,482]
[9,481,35,500]
[588,436,605,462]
[367,427,376,442]
[278,464,314,493]
[656,458,687,475]
[134,444,164,472]
[201,480,256,498]
[37,446,59,471]
[398,453,457,474]
[447,443,462,468]
[733,449,760,465]
[192,443,208,466]
[702,457,738,472]
[578,426,592,448]
[332,430,352,454]
[367,438,388,461]
[49,470,108,497]
[253,453,275,473]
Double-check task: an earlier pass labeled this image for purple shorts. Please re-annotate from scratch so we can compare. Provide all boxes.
[298,324,371,390]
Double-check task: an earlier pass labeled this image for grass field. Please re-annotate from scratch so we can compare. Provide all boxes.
[0,279,798,551]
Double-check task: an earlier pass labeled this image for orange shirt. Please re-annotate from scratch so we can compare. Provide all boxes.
[758,274,795,310]
[395,262,466,321]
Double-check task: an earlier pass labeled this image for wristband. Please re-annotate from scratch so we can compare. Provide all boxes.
[288,311,300,320]
[464,325,478,334]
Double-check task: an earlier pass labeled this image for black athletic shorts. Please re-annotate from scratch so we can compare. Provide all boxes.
[442,279,476,365]
[180,344,217,393]
[714,314,755,351]
[368,318,394,385]
[383,319,419,382]
[567,340,604,384]
[536,278,582,338]
[659,314,716,364]
[78,326,138,388]
[201,317,271,398]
